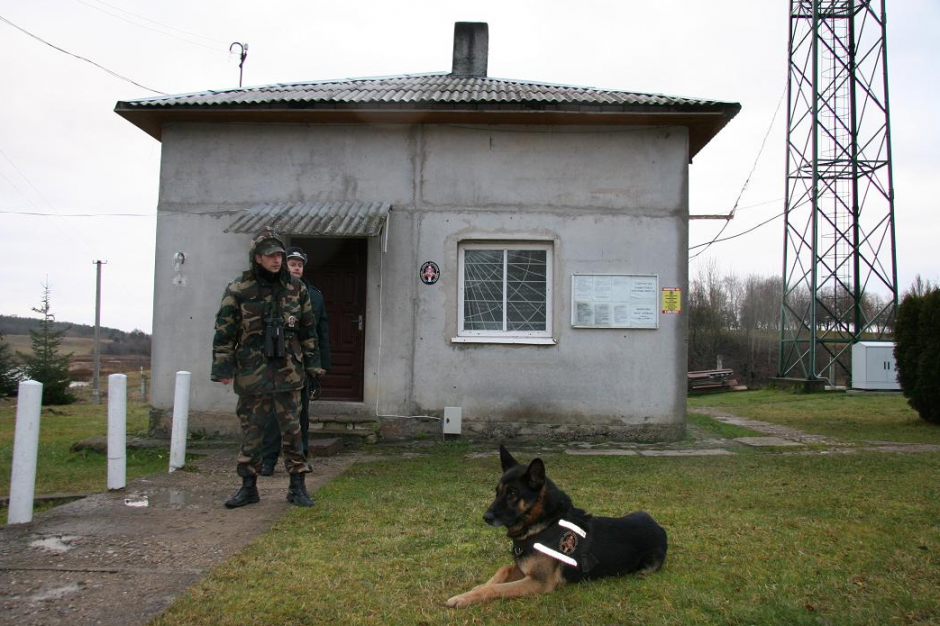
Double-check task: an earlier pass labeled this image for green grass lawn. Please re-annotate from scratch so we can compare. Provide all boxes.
[152,444,940,626]
[689,389,940,445]
[0,398,169,520]
[5,389,939,624]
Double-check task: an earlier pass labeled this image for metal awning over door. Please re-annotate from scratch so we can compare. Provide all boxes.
[225,201,391,237]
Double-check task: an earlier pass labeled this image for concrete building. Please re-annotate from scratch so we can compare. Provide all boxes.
[116,23,740,442]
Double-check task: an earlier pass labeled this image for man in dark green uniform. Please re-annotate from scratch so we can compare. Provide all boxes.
[211,227,319,508]
[260,245,331,474]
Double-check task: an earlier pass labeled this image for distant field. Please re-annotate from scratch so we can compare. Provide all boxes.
[2,334,109,357]
[1,334,148,382]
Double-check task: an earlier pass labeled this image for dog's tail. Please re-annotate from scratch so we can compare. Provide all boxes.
[637,549,666,575]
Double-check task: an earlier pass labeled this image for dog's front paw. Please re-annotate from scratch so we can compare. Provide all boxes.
[446,593,473,609]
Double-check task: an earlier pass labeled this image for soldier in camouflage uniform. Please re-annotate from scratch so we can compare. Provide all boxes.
[260,245,330,475]
[211,227,320,508]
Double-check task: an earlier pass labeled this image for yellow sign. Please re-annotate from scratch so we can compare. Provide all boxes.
[661,288,681,314]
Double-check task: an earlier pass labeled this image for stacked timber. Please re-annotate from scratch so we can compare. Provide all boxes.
[687,369,748,394]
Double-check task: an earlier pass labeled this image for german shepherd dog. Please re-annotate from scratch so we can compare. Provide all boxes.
[447,445,667,608]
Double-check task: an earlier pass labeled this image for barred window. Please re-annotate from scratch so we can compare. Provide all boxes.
[458,243,553,340]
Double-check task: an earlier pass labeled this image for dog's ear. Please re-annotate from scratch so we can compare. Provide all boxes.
[525,458,546,490]
[499,445,519,472]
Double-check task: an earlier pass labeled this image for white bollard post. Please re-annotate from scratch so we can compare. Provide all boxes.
[8,380,43,524]
[107,374,127,490]
[169,371,191,472]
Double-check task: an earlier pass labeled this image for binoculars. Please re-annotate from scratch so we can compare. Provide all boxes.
[263,316,286,358]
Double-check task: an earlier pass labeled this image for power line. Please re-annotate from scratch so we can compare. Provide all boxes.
[689,83,786,260]
[709,196,784,214]
[0,145,100,258]
[83,0,229,45]
[0,209,156,217]
[0,13,165,95]
[70,0,230,54]
[689,209,786,250]
[0,146,61,213]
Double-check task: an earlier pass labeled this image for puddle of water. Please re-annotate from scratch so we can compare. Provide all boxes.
[29,535,80,553]
[145,488,190,506]
[124,495,149,507]
[122,489,195,507]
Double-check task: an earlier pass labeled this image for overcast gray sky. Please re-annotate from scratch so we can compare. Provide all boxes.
[1,0,937,333]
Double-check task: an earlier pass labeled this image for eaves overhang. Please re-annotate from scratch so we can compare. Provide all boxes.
[115,74,741,161]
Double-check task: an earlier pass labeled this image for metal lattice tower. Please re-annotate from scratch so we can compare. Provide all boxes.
[779,0,898,385]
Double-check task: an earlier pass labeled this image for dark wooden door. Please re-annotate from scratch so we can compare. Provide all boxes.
[292,237,367,401]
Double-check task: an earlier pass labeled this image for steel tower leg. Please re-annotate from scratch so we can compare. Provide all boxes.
[778,0,898,387]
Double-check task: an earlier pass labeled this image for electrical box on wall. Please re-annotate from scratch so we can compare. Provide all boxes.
[443,406,463,435]
[851,342,901,391]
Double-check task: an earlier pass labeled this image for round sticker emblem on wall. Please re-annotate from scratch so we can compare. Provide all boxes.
[420,261,440,285]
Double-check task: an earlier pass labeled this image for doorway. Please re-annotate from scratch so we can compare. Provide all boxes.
[291,237,367,402]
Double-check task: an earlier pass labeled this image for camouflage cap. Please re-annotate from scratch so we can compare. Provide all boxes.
[252,227,286,256]
[256,239,286,256]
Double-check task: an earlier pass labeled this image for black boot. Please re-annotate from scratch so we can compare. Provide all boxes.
[260,459,276,476]
[224,475,260,508]
[287,472,314,507]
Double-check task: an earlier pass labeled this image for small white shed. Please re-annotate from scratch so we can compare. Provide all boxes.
[851,341,900,391]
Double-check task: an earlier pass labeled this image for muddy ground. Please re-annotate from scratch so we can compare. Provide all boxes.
[0,447,357,626]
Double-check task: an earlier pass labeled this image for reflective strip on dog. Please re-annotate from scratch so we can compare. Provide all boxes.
[558,519,587,538]
[533,542,578,567]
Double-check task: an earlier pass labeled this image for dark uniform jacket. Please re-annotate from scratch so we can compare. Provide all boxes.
[211,235,319,396]
[304,281,331,370]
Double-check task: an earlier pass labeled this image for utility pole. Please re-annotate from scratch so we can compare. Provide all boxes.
[92,260,107,404]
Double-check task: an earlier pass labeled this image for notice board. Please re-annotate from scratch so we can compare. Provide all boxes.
[571,274,659,329]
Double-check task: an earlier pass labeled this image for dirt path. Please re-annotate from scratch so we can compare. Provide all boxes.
[0,447,357,626]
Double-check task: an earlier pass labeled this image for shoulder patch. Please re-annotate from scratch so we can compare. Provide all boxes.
[559,531,579,555]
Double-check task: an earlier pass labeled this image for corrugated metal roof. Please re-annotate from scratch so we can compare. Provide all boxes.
[115,73,741,159]
[226,201,391,237]
[121,73,729,110]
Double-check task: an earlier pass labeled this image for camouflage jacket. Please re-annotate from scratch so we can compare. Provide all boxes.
[211,267,320,396]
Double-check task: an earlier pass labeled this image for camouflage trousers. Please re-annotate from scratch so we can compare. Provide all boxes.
[235,391,311,477]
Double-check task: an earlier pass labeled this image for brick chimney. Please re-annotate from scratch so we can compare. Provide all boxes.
[451,22,488,77]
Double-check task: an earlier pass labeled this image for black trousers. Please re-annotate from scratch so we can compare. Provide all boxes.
[261,379,310,464]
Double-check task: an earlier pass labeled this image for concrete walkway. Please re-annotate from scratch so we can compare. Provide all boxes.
[695,407,940,455]
[560,407,940,457]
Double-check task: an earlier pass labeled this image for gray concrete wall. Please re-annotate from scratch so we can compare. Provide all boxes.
[150,122,689,440]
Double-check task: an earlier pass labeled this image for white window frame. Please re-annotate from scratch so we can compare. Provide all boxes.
[454,242,554,344]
